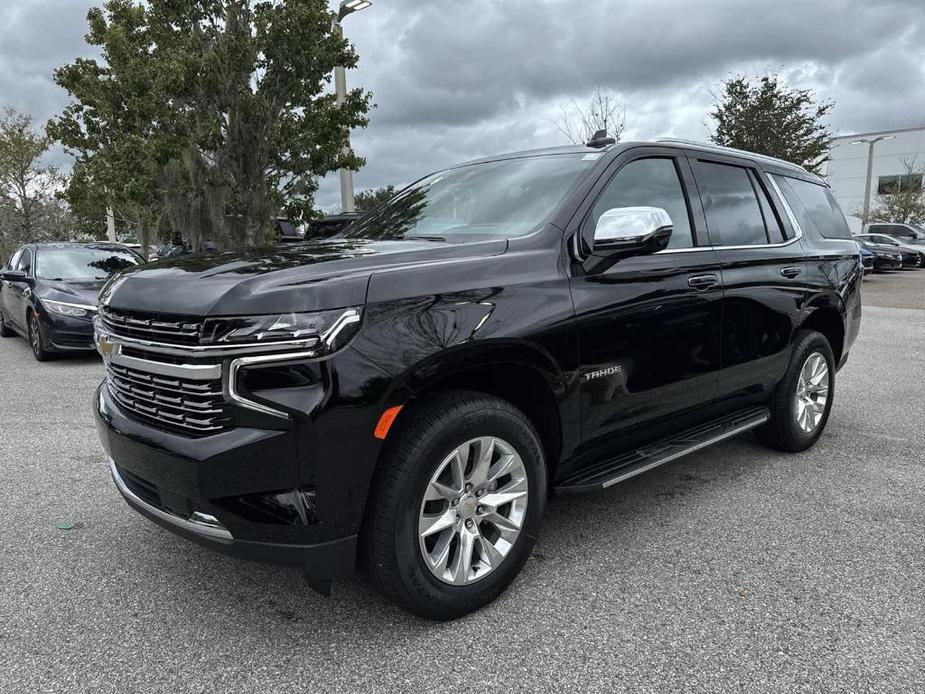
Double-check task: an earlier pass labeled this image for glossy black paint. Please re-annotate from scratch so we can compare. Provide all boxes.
[95,141,862,578]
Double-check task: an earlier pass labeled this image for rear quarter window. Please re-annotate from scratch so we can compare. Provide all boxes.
[774,175,853,240]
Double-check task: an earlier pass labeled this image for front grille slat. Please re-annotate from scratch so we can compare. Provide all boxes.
[100,306,203,345]
[106,360,231,437]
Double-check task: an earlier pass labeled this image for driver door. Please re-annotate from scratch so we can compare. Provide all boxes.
[569,149,724,453]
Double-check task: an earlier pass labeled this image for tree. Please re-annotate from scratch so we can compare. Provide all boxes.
[556,86,626,145]
[51,0,372,250]
[354,185,396,213]
[710,74,834,174]
[0,106,63,254]
[863,158,925,225]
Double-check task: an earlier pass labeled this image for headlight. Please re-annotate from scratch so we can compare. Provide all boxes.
[201,307,362,351]
[42,299,97,318]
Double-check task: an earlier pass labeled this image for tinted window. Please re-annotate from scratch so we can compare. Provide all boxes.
[587,158,693,249]
[35,247,141,281]
[18,249,33,274]
[889,225,915,239]
[749,170,786,242]
[342,154,594,242]
[7,249,23,271]
[867,224,890,234]
[776,176,852,240]
[693,161,768,245]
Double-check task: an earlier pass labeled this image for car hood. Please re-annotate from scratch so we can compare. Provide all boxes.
[36,279,106,306]
[100,238,508,316]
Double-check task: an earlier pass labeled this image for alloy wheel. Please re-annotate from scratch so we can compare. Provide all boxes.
[29,314,41,356]
[418,436,529,586]
[795,352,829,434]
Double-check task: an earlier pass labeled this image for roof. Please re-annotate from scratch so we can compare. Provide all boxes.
[451,139,817,179]
[29,241,134,250]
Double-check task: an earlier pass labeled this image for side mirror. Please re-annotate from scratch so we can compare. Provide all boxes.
[593,206,673,256]
[1,270,28,283]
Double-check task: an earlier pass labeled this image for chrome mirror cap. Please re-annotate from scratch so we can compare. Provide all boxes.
[593,206,673,250]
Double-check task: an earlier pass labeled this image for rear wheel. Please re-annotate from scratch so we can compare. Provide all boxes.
[758,330,834,452]
[0,309,14,337]
[28,311,51,361]
[363,390,546,620]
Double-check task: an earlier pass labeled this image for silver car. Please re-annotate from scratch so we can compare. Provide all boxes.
[855,233,925,268]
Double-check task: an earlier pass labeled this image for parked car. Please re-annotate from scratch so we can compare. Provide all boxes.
[864,222,925,246]
[855,238,904,271]
[0,242,144,361]
[305,212,363,239]
[856,241,875,276]
[93,138,861,620]
[854,233,925,268]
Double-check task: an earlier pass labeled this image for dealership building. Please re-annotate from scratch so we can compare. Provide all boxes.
[822,125,925,234]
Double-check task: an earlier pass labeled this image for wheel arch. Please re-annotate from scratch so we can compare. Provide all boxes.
[380,341,570,482]
[798,300,846,365]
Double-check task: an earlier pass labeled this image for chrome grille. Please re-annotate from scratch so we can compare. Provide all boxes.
[100,306,202,345]
[106,362,231,436]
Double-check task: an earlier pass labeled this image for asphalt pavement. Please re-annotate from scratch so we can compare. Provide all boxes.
[1,272,923,693]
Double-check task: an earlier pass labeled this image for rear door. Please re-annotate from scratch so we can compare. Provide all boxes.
[5,247,32,331]
[570,147,724,452]
[1,248,23,327]
[686,153,808,400]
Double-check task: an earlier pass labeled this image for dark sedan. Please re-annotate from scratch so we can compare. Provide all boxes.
[856,239,903,272]
[855,233,925,268]
[0,242,143,361]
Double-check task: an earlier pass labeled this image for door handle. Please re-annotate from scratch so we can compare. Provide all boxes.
[688,274,718,290]
[780,266,802,279]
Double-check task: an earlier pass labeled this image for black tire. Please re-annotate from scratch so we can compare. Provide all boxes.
[28,311,51,361]
[363,390,547,620]
[0,309,14,337]
[757,330,835,452]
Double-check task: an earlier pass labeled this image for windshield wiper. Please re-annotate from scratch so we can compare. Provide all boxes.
[407,235,447,242]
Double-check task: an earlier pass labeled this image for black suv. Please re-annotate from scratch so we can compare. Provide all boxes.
[94,139,862,619]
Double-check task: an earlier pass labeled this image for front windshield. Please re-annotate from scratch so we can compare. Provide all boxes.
[36,247,141,281]
[340,154,596,241]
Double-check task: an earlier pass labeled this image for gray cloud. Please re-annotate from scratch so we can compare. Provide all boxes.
[0,0,922,212]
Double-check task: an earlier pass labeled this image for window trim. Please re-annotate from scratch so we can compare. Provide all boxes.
[657,166,804,254]
[578,154,699,253]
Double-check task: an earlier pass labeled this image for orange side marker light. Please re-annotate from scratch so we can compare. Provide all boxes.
[374,405,404,440]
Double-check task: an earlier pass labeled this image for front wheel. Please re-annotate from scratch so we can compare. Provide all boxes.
[758,330,835,452]
[28,312,51,361]
[363,391,547,620]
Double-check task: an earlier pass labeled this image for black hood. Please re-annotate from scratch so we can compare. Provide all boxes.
[101,238,507,316]
[37,279,106,306]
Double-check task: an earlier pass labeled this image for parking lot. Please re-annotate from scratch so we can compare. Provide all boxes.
[1,273,923,694]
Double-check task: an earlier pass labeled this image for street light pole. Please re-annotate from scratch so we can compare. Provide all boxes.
[851,135,895,226]
[334,0,372,214]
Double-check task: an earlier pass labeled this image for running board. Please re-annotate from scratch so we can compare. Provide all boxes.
[555,406,770,494]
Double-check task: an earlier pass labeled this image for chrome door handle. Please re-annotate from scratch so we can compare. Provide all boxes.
[688,274,718,290]
[780,266,802,279]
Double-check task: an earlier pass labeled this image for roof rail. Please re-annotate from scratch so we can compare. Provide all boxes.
[654,138,810,174]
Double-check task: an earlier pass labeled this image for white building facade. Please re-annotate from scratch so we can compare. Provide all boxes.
[823,125,925,234]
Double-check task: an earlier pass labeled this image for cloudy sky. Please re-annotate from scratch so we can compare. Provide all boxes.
[2,0,924,211]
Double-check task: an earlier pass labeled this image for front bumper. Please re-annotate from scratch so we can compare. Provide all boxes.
[39,311,95,351]
[96,384,357,579]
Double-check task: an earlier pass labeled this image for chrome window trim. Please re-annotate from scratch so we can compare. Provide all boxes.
[110,458,234,542]
[654,173,804,255]
[225,351,320,419]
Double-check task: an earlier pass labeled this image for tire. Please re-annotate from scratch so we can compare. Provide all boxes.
[0,309,14,337]
[28,311,51,361]
[363,390,547,620]
[757,330,835,452]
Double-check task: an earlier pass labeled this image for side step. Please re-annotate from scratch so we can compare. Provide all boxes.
[555,406,770,494]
